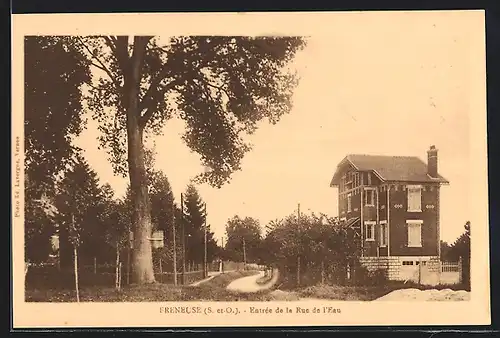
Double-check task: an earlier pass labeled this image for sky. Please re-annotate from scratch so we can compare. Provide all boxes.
[74,15,477,244]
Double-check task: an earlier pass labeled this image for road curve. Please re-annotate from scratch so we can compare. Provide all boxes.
[226,270,278,293]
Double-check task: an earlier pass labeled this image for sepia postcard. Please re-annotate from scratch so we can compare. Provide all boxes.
[11,10,490,328]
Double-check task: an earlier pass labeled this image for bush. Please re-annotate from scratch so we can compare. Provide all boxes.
[349,262,387,287]
[369,268,388,286]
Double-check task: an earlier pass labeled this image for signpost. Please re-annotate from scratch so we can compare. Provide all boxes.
[172,200,177,286]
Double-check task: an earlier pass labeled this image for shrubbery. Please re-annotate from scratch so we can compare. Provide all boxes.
[349,264,388,287]
[262,213,362,288]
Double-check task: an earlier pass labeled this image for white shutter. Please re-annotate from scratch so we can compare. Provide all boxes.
[379,223,387,246]
[407,222,422,247]
[407,187,422,212]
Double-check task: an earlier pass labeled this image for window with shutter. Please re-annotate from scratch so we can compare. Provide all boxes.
[406,220,422,247]
[407,186,422,212]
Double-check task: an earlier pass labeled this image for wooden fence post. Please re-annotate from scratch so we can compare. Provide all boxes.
[418,258,422,285]
[118,262,122,291]
[159,258,163,283]
[74,245,80,303]
[321,261,325,284]
[458,256,463,284]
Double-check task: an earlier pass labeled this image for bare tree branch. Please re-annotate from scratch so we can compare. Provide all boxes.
[102,36,124,70]
[194,77,232,99]
[76,36,122,91]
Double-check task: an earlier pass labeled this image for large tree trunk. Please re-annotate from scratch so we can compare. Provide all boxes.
[124,36,156,284]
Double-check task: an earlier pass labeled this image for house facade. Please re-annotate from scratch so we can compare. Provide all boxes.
[330,146,449,281]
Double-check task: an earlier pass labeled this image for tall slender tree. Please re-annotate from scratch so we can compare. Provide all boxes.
[149,170,175,235]
[68,35,306,283]
[148,170,180,273]
[55,155,106,268]
[182,184,207,267]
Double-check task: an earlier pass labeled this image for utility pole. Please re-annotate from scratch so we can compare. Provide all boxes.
[203,202,208,279]
[172,199,177,286]
[181,193,186,285]
[297,203,301,287]
[127,226,131,285]
[242,237,247,269]
[220,236,224,273]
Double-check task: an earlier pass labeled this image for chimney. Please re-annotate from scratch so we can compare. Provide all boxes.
[427,145,438,178]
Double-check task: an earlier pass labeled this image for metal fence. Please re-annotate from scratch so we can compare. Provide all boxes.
[441,261,460,273]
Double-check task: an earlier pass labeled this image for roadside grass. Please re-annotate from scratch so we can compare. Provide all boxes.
[296,284,395,301]
[199,270,258,288]
[26,268,469,302]
[25,270,263,302]
[295,281,471,301]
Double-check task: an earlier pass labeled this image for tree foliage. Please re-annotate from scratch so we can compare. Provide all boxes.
[262,212,360,286]
[58,35,306,283]
[148,171,181,271]
[24,175,58,263]
[81,35,306,186]
[448,221,471,289]
[448,221,471,260]
[102,187,129,252]
[440,240,452,260]
[55,155,110,267]
[149,170,175,234]
[24,36,91,188]
[24,36,91,263]
[182,184,219,264]
[224,215,263,263]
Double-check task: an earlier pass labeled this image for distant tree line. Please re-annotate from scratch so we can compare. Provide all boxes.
[221,211,363,287]
[222,212,472,289]
[25,153,221,276]
[440,221,471,289]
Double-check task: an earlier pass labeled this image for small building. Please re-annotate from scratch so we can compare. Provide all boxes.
[330,146,449,282]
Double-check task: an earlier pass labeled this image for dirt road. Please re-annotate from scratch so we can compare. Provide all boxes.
[226,270,278,293]
[190,271,224,287]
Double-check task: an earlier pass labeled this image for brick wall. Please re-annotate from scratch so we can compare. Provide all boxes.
[339,187,362,219]
[387,184,439,256]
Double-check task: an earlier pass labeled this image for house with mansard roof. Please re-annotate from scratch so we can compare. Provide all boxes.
[330,145,449,281]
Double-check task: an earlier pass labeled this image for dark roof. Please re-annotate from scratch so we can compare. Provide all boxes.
[330,154,449,186]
